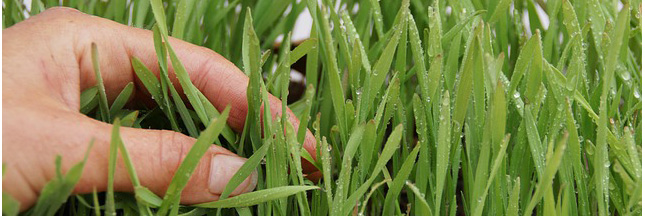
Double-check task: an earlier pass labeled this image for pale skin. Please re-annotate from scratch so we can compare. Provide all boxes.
[3,7,319,211]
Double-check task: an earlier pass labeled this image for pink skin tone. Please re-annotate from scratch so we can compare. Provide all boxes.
[3,7,320,211]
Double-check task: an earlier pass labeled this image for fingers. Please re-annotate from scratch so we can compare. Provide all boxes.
[110,120,258,204]
[29,7,320,164]
[15,107,256,208]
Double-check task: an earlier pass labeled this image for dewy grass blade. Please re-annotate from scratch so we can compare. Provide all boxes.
[171,0,196,39]
[441,10,485,47]
[320,137,333,210]
[149,0,168,35]
[508,33,539,96]
[405,181,432,216]
[196,90,237,144]
[91,43,110,122]
[412,94,430,216]
[506,177,521,216]
[383,144,420,215]
[330,125,365,216]
[150,26,182,131]
[359,120,377,176]
[472,134,511,216]
[194,186,319,208]
[151,0,213,132]
[435,91,451,216]
[523,32,543,104]
[157,106,231,215]
[524,106,546,177]
[219,140,270,200]
[358,7,404,123]
[487,0,512,23]
[367,0,384,39]
[151,25,199,136]
[6,1,642,215]
[242,8,263,151]
[131,57,162,105]
[523,134,568,216]
[342,125,403,216]
[595,5,630,216]
[165,40,209,126]
[316,5,348,141]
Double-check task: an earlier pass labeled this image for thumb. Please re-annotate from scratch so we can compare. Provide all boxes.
[66,115,256,204]
[113,121,258,204]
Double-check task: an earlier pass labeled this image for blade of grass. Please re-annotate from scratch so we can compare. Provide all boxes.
[383,144,420,215]
[80,86,99,114]
[157,106,231,215]
[594,5,630,216]
[31,141,93,216]
[523,134,568,216]
[435,91,452,216]
[219,138,271,200]
[342,125,403,216]
[109,82,134,118]
[194,186,319,208]
[405,181,432,216]
[91,43,110,122]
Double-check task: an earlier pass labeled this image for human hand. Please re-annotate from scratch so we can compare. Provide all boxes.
[2,7,318,211]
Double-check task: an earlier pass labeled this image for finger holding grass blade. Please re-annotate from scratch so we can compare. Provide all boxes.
[2,7,320,211]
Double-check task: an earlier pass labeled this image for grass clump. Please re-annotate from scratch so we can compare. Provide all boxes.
[2,0,642,215]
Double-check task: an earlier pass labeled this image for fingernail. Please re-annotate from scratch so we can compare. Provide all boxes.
[209,154,257,195]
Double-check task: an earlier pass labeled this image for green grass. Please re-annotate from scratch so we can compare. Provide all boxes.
[2,0,642,215]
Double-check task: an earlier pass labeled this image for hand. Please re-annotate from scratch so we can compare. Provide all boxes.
[2,7,318,211]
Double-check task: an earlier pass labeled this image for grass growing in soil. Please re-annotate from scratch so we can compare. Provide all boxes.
[2,0,643,215]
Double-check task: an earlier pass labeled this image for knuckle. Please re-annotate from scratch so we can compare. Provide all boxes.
[40,7,85,19]
[157,130,192,179]
[35,7,91,33]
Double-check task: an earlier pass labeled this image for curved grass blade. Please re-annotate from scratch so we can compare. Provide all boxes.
[109,82,134,118]
[472,134,511,216]
[31,141,93,216]
[289,38,317,65]
[330,125,365,216]
[134,186,162,208]
[405,181,431,216]
[157,106,231,215]
[342,125,403,216]
[131,57,162,105]
[219,139,271,200]
[441,10,485,47]
[80,86,99,114]
[487,0,512,23]
[91,43,110,122]
[193,186,319,208]
[523,134,568,216]
[383,144,420,215]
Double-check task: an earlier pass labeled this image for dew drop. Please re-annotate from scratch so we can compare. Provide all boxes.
[634,90,641,99]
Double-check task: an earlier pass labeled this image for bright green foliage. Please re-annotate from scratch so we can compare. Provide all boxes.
[3,0,642,215]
